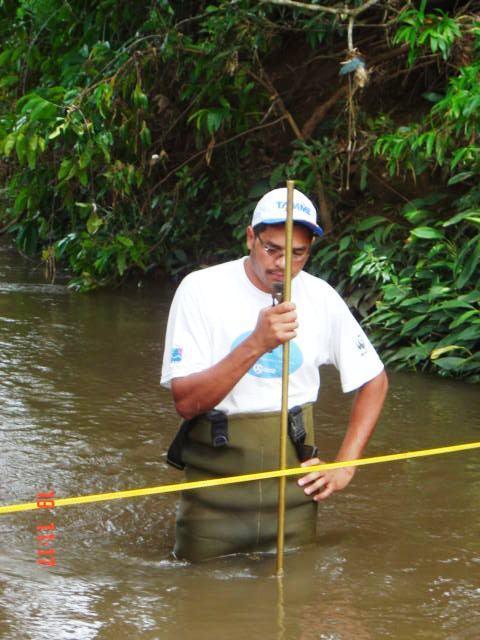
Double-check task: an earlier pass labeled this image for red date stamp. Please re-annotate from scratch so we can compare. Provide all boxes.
[36,490,56,567]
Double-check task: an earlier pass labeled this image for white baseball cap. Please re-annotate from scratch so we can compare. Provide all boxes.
[252,188,323,236]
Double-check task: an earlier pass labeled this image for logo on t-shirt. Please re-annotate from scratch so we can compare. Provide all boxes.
[355,334,367,355]
[231,332,303,378]
[171,346,183,363]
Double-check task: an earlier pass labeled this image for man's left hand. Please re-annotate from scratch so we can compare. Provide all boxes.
[297,457,355,501]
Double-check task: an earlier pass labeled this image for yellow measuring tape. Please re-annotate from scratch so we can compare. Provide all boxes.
[1,441,479,515]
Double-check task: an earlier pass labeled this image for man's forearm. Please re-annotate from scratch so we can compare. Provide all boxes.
[171,336,263,419]
[170,301,299,419]
[297,369,388,501]
[335,369,389,466]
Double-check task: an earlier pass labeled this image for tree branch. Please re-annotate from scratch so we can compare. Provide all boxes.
[247,67,333,232]
[261,0,382,17]
[347,15,354,50]
[0,213,24,236]
[247,69,303,138]
[151,115,288,192]
[302,85,348,139]
[301,45,409,140]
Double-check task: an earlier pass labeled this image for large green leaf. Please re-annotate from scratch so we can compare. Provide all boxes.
[86,212,103,235]
[356,216,388,231]
[443,210,480,227]
[448,309,478,329]
[400,314,428,333]
[433,356,469,371]
[447,171,474,185]
[450,324,480,343]
[455,239,480,289]
[410,226,444,240]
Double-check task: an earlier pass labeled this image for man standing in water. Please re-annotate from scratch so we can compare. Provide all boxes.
[161,187,388,561]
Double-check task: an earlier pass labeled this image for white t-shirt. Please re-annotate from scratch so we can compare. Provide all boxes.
[161,258,384,415]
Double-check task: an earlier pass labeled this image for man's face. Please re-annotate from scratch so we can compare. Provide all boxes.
[244,223,313,293]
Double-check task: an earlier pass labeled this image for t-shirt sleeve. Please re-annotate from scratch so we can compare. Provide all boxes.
[160,275,212,388]
[326,288,384,393]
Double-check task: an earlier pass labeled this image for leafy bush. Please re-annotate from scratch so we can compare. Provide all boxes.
[393,0,462,65]
[0,0,276,288]
[311,196,479,381]
[352,8,480,380]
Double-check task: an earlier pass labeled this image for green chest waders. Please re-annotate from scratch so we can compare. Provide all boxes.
[174,404,318,562]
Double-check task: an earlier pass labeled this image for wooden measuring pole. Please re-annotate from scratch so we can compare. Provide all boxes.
[276,180,295,576]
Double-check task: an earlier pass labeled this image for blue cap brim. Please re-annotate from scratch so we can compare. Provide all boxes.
[260,217,323,237]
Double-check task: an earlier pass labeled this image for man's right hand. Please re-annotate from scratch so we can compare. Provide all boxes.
[248,302,298,354]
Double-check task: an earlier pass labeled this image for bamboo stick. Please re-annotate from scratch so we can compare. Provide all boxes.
[276,179,295,576]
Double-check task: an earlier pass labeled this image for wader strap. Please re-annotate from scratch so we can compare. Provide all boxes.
[166,418,196,470]
[207,409,229,447]
[168,405,316,470]
[167,410,229,470]
[288,405,318,462]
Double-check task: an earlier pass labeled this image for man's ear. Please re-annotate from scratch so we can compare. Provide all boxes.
[246,225,255,251]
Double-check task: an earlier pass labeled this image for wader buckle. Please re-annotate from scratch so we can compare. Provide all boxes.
[207,409,229,448]
[288,405,318,462]
[167,410,229,470]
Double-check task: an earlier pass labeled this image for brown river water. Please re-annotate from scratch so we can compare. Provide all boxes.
[0,242,479,640]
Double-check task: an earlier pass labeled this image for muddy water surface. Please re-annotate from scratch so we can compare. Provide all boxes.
[0,243,479,640]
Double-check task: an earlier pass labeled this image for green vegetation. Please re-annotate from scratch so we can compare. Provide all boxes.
[0,0,478,380]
